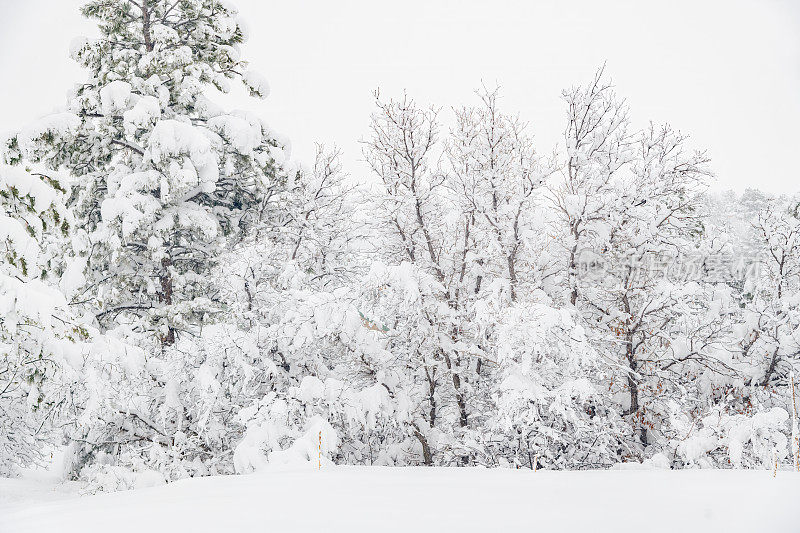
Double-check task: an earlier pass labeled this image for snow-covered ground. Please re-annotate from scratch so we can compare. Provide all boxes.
[1,467,798,532]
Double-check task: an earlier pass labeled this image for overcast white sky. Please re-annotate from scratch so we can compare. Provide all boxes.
[1,0,798,193]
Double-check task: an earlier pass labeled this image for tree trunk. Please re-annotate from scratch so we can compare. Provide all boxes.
[412,424,433,465]
[425,366,437,428]
[761,346,780,386]
[507,252,517,303]
[443,350,468,428]
[622,293,646,446]
[159,257,176,346]
[140,0,154,52]
[625,331,646,445]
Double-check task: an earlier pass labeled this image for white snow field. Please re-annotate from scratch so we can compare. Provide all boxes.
[1,467,798,532]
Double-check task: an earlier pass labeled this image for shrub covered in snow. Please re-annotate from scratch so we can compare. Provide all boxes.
[0,165,85,475]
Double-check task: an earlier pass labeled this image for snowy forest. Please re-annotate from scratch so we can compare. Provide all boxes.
[1,0,799,495]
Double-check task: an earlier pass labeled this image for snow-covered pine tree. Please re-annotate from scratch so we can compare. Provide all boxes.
[9,0,284,346]
[5,0,288,482]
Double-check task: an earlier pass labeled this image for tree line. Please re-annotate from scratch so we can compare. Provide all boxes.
[1,0,798,488]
